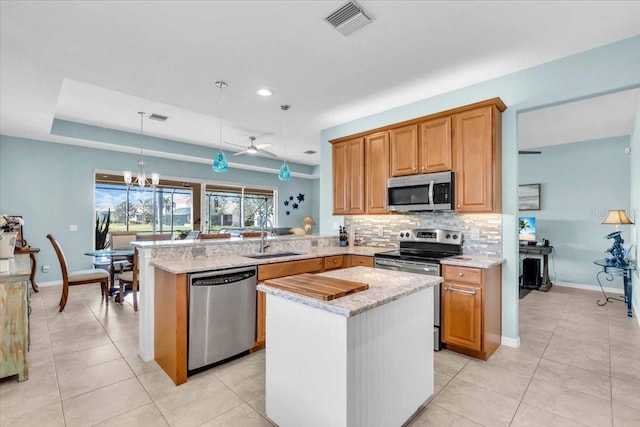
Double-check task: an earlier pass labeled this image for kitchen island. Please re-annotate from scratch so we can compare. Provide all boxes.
[258,266,441,427]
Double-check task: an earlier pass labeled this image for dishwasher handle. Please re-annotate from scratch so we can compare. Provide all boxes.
[190,268,257,287]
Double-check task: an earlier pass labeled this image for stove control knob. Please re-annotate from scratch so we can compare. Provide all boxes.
[400,232,405,238]
[453,234,458,240]
[445,233,451,239]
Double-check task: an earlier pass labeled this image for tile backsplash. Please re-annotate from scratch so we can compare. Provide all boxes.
[344,213,502,257]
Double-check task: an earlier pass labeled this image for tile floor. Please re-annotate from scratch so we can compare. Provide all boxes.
[1,283,639,426]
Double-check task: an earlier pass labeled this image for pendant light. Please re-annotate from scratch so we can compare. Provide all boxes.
[124,112,160,188]
[212,81,229,173]
[278,105,291,181]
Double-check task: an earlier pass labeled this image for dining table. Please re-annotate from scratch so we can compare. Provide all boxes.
[84,248,135,293]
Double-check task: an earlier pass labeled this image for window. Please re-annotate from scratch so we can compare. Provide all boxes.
[204,185,276,233]
[95,174,193,235]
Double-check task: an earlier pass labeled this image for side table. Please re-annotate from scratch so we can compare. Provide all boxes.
[594,259,636,317]
[14,247,40,292]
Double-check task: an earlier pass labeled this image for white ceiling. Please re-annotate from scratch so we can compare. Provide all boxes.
[1,1,640,166]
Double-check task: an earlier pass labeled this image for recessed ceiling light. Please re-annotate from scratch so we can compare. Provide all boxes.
[257,88,273,97]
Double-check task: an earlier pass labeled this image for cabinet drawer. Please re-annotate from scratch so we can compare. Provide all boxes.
[324,255,345,271]
[349,255,374,268]
[258,258,324,281]
[443,265,481,284]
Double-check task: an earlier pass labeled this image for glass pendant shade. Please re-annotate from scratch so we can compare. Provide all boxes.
[213,151,228,173]
[278,161,291,181]
[124,171,132,185]
[212,80,229,173]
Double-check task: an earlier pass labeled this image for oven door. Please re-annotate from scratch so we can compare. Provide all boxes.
[374,256,442,350]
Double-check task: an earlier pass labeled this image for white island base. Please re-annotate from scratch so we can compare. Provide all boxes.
[265,285,433,427]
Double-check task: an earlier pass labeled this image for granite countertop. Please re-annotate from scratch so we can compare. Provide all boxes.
[258,266,441,317]
[0,254,31,283]
[440,255,505,269]
[151,245,383,274]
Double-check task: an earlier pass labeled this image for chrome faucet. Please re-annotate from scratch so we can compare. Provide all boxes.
[259,217,275,253]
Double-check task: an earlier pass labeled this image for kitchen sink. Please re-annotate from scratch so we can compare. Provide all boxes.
[449,256,472,261]
[245,251,304,259]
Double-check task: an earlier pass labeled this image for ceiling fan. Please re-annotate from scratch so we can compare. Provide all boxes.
[225,136,277,158]
[518,150,542,155]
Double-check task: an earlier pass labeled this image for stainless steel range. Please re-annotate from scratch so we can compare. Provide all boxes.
[374,228,463,350]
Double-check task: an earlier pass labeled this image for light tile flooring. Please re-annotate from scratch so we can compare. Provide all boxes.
[1,284,639,426]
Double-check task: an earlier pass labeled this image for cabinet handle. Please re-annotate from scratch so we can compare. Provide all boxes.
[459,272,464,277]
[445,284,476,295]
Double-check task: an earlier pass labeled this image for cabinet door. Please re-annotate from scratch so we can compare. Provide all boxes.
[332,142,348,214]
[346,138,365,214]
[419,116,452,173]
[365,131,389,213]
[254,290,266,350]
[442,281,482,351]
[452,106,501,213]
[390,125,419,177]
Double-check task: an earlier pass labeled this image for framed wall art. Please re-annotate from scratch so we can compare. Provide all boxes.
[518,184,541,211]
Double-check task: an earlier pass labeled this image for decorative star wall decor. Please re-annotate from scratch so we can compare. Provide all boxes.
[283,193,304,212]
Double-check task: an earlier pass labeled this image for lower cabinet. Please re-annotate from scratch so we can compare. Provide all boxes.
[0,280,29,382]
[442,264,501,360]
[348,254,374,267]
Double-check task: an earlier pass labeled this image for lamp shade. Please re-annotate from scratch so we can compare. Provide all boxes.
[602,210,633,225]
[302,216,315,226]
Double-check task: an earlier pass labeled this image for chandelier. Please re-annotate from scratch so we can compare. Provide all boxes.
[124,112,159,188]
[213,81,229,173]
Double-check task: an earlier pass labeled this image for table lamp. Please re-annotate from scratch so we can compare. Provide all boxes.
[302,216,315,235]
[602,209,634,267]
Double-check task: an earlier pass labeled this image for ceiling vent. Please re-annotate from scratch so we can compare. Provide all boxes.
[148,113,169,122]
[325,1,372,36]
[304,150,317,155]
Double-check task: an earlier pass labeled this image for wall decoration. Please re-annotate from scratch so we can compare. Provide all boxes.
[518,184,541,211]
[283,193,305,212]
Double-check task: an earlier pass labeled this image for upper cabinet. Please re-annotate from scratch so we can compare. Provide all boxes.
[390,125,419,177]
[419,117,452,173]
[331,98,505,215]
[452,105,502,213]
[365,131,390,214]
[332,137,365,215]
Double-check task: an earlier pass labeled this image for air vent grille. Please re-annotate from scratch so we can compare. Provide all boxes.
[325,1,371,36]
[148,113,169,122]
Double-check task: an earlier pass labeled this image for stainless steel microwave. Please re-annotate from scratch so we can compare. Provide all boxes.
[387,171,455,212]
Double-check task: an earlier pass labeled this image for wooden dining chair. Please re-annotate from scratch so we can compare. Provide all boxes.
[118,247,139,311]
[46,234,110,312]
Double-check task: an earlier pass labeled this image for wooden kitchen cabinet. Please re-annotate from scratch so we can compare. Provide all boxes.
[419,116,452,173]
[324,255,345,271]
[390,124,419,177]
[254,257,325,350]
[332,138,365,215]
[348,254,374,268]
[452,105,503,213]
[365,131,390,213]
[0,280,29,382]
[442,264,501,361]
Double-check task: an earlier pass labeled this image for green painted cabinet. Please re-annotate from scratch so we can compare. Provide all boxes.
[0,280,29,381]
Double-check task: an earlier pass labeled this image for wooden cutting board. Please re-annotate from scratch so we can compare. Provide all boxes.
[264,273,369,301]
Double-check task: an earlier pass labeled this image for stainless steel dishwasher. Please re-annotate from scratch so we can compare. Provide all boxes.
[188,266,257,373]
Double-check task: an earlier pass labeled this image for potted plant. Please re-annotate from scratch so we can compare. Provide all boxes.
[0,215,24,258]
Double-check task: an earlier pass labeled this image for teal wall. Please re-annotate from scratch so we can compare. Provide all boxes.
[519,137,631,289]
[320,35,640,340]
[0,134,317,284]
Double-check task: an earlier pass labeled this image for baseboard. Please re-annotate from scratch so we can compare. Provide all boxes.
[501,335,520,348]
[554,281,623,295]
